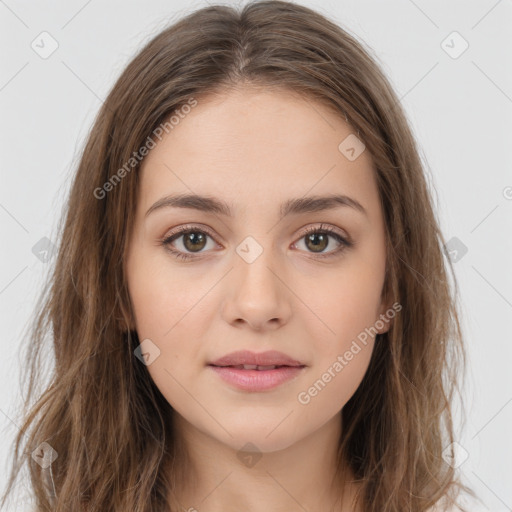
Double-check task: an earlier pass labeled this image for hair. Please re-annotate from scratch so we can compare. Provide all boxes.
[1,1,479,511]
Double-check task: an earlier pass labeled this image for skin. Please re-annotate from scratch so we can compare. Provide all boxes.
[125,86,392,512]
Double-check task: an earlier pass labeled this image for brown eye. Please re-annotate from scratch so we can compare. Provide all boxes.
[161,226,218,261]
[304,232,329,253]
[161,223,352,262]
[182,231,208,252]
[294,224,352,259]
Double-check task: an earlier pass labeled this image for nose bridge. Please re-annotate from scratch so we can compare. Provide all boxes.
[234,233,281,297]
[222,232,291,329]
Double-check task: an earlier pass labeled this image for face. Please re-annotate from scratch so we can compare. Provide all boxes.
[125,86,391,454]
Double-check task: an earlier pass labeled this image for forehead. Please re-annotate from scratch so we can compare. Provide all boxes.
[146,87,357,162]
[137,86,379,219]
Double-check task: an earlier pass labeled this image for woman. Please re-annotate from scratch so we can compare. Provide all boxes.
[1,1,478,510]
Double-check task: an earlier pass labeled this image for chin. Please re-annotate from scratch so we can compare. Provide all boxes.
[212,421,303,454]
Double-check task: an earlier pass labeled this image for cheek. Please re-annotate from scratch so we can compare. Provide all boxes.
[296,249,386,352]
[126,249,210,339]
[295,270,380,416]
[294,339,374,437]
[290,247,384,415]
[126,248,215,383]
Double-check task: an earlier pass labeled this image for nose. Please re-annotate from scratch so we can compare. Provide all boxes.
[221,246,292,331]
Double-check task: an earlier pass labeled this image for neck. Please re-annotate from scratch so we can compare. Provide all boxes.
[166,411,362,512]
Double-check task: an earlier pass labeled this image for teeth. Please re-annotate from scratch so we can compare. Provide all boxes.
[230,364,279,370]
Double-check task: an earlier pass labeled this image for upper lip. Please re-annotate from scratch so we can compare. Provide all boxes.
[209,350,305,367]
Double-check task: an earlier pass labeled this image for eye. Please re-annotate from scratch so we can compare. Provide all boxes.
[160,224,218,261]
[160,223,352,261]
[292,223,352,259]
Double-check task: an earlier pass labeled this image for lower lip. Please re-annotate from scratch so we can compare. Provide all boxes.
[208,365,305,391]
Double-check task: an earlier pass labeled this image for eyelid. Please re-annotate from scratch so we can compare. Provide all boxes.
[163,222,348,242]
[163,223,221,244]
[161,222,351,259]
[297,223,351,244]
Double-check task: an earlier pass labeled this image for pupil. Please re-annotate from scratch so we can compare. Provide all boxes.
[307,233,327,252]
[184,232,206,252]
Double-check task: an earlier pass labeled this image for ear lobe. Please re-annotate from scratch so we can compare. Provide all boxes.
[377,315,392,334]
[376,297,396,334]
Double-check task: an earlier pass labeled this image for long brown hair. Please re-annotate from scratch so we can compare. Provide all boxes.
[1,1,478,510]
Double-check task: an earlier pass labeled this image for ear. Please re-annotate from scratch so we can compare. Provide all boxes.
[375,290,398,335]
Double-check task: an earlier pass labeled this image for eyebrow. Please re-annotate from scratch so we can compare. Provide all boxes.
[144,193,367,219]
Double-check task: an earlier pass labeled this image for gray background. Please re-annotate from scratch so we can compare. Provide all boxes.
[1,0,511,510]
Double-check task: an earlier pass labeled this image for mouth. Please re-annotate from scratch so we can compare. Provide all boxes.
[209,364,305,370]
[206,350,306,391]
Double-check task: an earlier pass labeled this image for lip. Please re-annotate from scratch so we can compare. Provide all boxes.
[208,350,304,367]
[208,365,305,392]
[207,350,306,392]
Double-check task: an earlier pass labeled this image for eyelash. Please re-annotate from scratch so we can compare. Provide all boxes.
[160,223,352,262]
